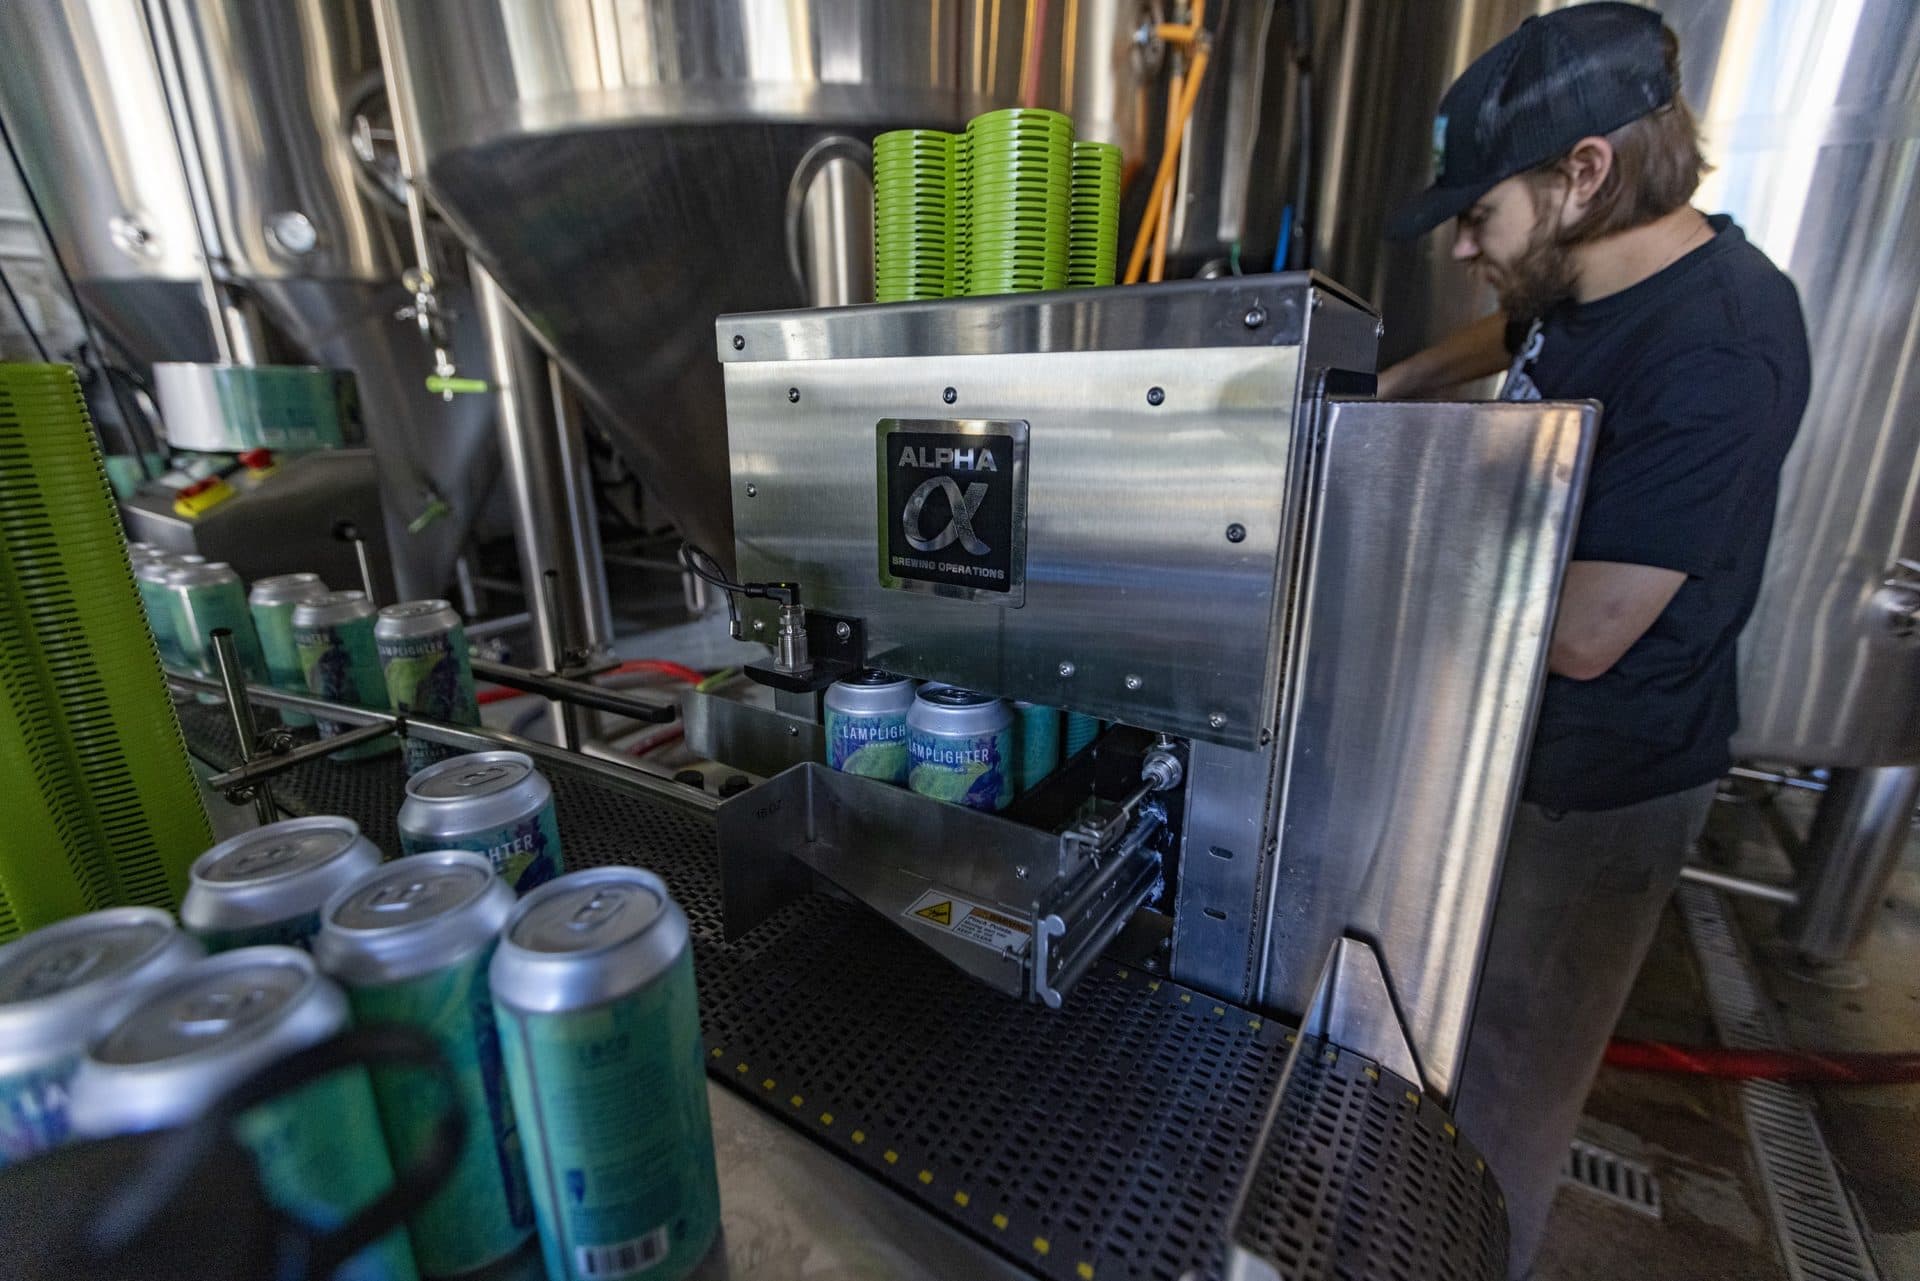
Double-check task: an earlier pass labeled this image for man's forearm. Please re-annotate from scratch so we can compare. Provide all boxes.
[1377,311,1511,398]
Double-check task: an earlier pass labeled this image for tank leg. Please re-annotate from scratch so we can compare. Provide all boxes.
[1782,764,1920,968]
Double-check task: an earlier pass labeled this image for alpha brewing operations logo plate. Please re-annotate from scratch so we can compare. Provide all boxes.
[876,418,1029,605]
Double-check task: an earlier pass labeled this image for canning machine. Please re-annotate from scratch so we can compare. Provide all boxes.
[705,274,1596,1100]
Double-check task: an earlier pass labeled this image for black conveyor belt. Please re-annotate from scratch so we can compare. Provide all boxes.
[181,708,1506,1281]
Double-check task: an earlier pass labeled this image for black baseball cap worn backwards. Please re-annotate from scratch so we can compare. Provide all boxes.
[1387,2,1677,240]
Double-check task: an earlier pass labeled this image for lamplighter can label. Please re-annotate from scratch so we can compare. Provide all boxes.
[400,808,562,898]
[825,707,910,782]
[0,1057,77,1165]
[293,595,394,759]
[379,638,480,775]
[495,950,718,1281]
[348,949,534,1275]
[909,726,1016,811]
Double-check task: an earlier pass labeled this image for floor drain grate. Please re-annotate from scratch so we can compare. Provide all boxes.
[1561,1138,1662,1218]
[1676,883,1881,1281]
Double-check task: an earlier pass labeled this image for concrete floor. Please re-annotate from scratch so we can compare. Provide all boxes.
[1532,785,1920,1280]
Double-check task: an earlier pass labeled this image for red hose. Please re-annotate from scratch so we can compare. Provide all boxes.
[475,658,706,705]
[626,725,686,758]
[1605,1038,1920,1085]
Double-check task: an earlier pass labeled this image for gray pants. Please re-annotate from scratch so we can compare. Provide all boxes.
[1453,781,1717,1279]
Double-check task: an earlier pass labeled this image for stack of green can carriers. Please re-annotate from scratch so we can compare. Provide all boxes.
[873,129,956,303]
[0,364,211,941]
[1069,141,1123,288]
[874,109,1121,300]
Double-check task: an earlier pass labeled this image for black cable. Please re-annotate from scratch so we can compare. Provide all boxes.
[0,257,51,362]
[0,109,158,478]
[1287,0,1314,272]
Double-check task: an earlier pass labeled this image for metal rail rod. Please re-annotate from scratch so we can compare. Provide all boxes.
[210,628,276,824]
[464,611,531,640]
[1679,863,1800,908]
[1728,765,1828,794]
[167,670,717,815]
[471,657,676,724]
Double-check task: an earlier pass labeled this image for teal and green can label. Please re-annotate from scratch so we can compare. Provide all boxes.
[236,1066,418,1281]
[379,628,480,776]
[909,725,1016,812]
[825,706,910,783]
[495,950,720,1281]
[350,945,534,1277]
[295,617,394,759]
[401,808,562,897]
[172,581,266,682]
[252,600,315,728]
[136,577,185,668]
[0,1057,77,1165]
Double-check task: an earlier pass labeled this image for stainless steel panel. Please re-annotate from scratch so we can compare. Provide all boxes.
[725,343,1303,749]
[680,686,821,780]
[1299,937,1422,1087]
[375,0,1148,568]
[1170,738,1281,1005]
[1268,399,1595,1100]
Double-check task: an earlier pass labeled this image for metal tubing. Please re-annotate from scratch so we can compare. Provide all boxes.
[1782,765,1920,964]
[207,720,396,792]
[209,628,275,823]
[1728,765,1828,795]
[1678,864,1800,908]
[470,657,676,724]
[167,670,717,814]
[464,611,531,641]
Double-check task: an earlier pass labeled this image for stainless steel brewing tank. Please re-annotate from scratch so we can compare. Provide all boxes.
[1309,0,1920,767]
[375,0,1141,568]
[0,0,493,600]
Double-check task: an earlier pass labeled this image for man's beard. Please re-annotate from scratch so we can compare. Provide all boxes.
[1486,218,1578,324]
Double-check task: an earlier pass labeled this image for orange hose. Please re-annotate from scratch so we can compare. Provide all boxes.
[1124,41,1211,284]
[1149,66,1183,282]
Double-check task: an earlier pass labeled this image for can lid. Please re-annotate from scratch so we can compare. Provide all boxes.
[93,948,319,1066]
[378,599,453,621]
[315,851,510,985]
[248,572,327,605]
[192,817,363,887]
[491,868,687,1012]
[837,668,914,690]
[408,751,535,803]
[164,560,238,587]
[0,908,177,1007]
[290,589,373,626]
[133,556,178,583]
[918,685,996,708]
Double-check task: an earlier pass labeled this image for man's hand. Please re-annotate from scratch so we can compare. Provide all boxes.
[1549,560,1686,680]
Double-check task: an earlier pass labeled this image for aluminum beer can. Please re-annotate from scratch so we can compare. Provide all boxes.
[67,947,418,1281]
[399,751,564,895]
[315,852,535,1276]
[490,868,720,1281]
[181,815,385,951]
[1065,711,1101,756]
[823,669,916,783]
[293,589,397,759]
[166,559,268,683]
[250,572,330,728]
[907,686,1016,812]
[1011,701,1062,794]
[0,908,202,1165]
[133,554,186,667]
[375,600,481,776]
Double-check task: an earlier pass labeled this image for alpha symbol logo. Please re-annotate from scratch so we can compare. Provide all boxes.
[903,476,990,555]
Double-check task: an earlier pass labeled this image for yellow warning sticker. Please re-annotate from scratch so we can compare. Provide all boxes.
[901,888,1032,957]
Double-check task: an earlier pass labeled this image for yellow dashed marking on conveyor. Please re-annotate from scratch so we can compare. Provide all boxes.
[992,1213,1009,1231]
[1404,1090,1420,1105]
[1212,1005,1225,1016]
[1364,1066,1379,1081]
[735,1062,748,1073]
[1078,1263,1096,1280]
[1117,968,1130,979]
[1148,980,1161,992]
[1179,993,1191,1004]
[918,1169,934,1185]
[1323,1048,1338,1063]
[1033,1237,1051,1256]
[851,1130,866,1144]
[1249,1017,1262,1030]
[789,1094,804,1108]
[710,1047,724,1058]
[762,1078,775,1090]
[884,1149,899,1165]
[820,1113,834,1126]
[1443,1122,1457,1140]
[954,1190,970,1207]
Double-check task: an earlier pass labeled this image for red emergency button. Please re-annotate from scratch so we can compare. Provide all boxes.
[239,448,276,472]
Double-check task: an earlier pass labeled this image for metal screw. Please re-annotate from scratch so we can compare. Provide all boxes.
[732,334,745,350]
[834,621,851,641]
[788,725,800,737]
[1058,661,1076,678]
[943,387,957,404]
[787,387,800,403]
[745,483,758,498]
[1226,523,1246,544]
[1208,712,1227,729]
[753,619,767,634]
[1259,728,1273,746]
[1243,306,1266,330]
[1374,320,1386,339]
[1015,864,1029,880]
[1146,386,1165,406]
[1124,674,1143,691]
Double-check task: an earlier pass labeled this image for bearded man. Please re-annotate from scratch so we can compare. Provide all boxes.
[1378,5,1809,1275]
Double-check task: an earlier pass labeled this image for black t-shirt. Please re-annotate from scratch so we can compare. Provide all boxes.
[1502,215,1809,811]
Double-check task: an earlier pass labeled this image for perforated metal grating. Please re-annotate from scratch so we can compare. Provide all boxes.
[182,706,1505,1281]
